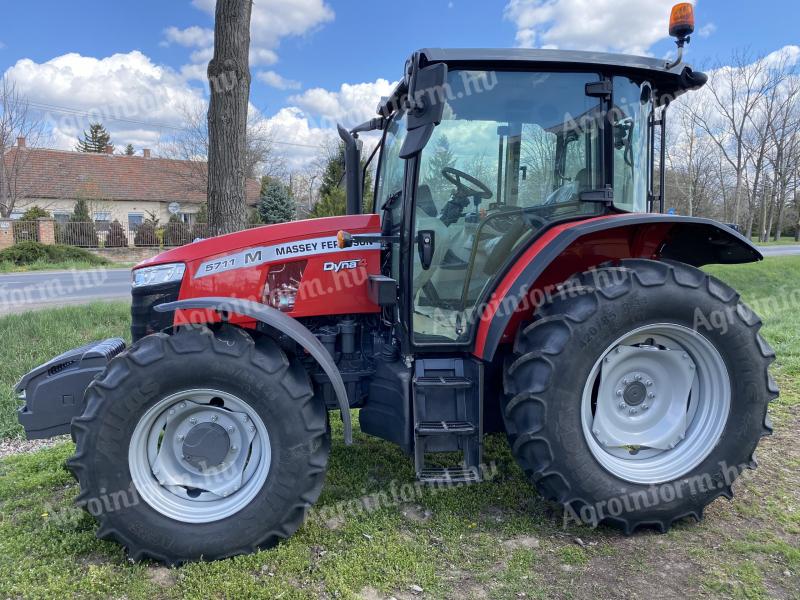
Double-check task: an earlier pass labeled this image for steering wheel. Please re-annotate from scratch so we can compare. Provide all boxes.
[441,167,493,200]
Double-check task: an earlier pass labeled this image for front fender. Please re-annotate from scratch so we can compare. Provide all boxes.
[474,214,762,361]
[156,297,352,444]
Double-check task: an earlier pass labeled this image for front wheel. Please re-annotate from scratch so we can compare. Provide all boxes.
[67,325,329,564]
[503,259,777,533]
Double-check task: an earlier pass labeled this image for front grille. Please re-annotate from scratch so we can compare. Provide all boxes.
[131,281,181,342]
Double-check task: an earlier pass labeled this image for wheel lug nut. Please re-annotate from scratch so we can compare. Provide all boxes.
[646,380,653,387]
[211,415,218,422]
[231,446,237,452]
[227,426,235,433]
[623,378,630,384]
[169,409,175,415]
[189,417,198,424]
[177,434,185,441]
[634,374,641,381]
[616,389,623,396]
[648,392,655,399]
[179,402,186,408]
[629,408,637,415]
[642,404,649,410]
[618,402,626,409]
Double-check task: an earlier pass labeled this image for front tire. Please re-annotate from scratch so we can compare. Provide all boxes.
[503,259,777,533]
[67,325,329,564]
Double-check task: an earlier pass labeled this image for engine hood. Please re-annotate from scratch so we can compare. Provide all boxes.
[135,214,381,269]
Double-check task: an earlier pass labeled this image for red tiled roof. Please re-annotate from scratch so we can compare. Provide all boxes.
[4,147,260,206]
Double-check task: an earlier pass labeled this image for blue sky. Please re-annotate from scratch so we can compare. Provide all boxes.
[2,0,799,168]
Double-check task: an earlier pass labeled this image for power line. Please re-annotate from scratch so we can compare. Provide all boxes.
[27,100,326,149]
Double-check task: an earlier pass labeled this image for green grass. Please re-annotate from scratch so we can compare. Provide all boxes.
[0,260,132,273]
[751,236,800,246]
[0,257,798,599]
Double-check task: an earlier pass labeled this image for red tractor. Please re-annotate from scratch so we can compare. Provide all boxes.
[16,6,776,564]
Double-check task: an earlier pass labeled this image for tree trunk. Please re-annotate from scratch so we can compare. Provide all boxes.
[207,0,252,236]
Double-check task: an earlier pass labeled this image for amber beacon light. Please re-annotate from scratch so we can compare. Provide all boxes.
[669,3,695,40]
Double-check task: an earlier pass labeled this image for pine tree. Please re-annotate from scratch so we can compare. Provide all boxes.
[76,123,112,153]
[58,198,98,246]
[312,142,374,217]
[124,143,135,156]
[318,144,346,200]
[70,198,91,222]
[425,134,456,199]
[258,177,296,224]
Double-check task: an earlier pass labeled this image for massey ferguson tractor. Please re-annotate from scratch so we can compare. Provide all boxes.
[16,5,777,564]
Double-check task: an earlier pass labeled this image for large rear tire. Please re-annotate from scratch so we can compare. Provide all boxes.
[503,259,777,533]
[67,325,329,564]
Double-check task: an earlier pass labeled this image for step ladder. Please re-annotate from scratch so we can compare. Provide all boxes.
[413,358,483,484]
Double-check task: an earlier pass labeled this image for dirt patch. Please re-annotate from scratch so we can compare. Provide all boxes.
[0,435,68,459]
[400,504,432,523]
[148,566,177,588]
[501,535,541,550]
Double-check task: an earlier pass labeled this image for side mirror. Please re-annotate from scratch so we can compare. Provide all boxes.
[416,230,435,270]
[400,62,448,159]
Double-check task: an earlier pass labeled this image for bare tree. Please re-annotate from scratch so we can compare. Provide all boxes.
[693,50,772,228]
[0,77,46,217]
[206,0,253,235]
[160,102,285,196]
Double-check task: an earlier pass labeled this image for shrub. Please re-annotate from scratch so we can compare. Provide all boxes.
[133,219,159,246]
[0,241,109,266]
[105,219,128,247]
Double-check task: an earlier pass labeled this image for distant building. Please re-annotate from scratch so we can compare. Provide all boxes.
[4,137,260,230]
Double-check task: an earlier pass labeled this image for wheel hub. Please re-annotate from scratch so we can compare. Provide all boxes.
[182,422,231,470]
[623,380,647,406]
[593,345,695,451]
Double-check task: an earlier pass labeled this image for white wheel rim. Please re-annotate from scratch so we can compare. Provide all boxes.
[581,324,730,484]
[128,389,271,523]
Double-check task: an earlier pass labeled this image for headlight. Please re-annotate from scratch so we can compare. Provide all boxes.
[132,263,186,288]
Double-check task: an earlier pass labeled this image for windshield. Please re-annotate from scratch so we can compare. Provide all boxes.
[411,69,607,343]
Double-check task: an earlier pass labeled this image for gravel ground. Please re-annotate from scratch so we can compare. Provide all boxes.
[0,435,68,459]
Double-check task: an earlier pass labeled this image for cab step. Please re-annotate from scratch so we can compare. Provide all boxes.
[419,466,481,484]
[413,357,483,484]
[416,421,476,435]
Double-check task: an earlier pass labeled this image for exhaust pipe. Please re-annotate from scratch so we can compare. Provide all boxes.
[337,124,363,215]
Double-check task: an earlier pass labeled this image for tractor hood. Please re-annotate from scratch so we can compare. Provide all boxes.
[133,213,384,322]
[135,214,381,270]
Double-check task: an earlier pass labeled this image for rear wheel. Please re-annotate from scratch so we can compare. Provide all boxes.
[67,325,329,564]
[503,259,777,533]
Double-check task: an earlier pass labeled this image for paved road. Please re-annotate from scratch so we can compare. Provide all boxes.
[0,268,131,316]
[756,244,800,257]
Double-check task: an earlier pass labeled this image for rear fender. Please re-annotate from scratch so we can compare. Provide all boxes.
[156,297,353,444]
[474,214,761,362]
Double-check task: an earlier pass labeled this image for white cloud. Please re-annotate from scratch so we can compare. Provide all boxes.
[177,0,334,70]
[4,51,205,151]
[257,70,301,90]
[163,25,214,48]
[696,23,716,38]
[503,0,694,55]
[289,79,396,128]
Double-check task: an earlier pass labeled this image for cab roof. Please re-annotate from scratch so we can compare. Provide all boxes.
[416,47,707,101]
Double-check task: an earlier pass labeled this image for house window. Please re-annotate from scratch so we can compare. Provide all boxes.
[179,212,194,224]
[94,211,111,232]
[128,213,144,231]
[53,212,70,224]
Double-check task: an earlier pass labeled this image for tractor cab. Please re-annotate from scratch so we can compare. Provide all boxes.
[358,49,706,345]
